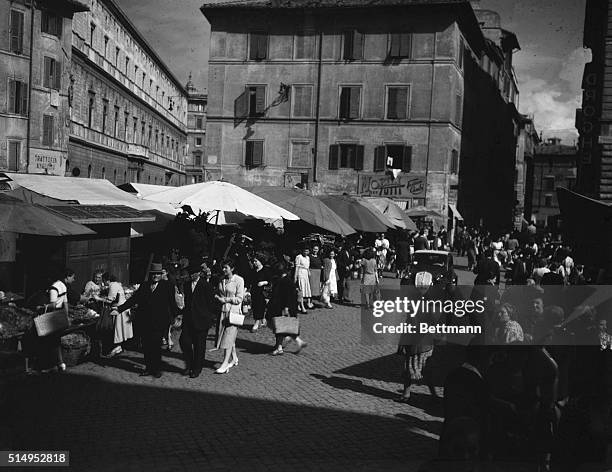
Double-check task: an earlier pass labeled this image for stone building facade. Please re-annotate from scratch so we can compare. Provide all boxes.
[185,76,207,184]
[201,0,521,226]
[0,0,88,175]
[68,0,188,186]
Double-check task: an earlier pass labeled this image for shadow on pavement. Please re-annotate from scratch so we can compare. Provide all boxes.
[4,372,438,471]
[311,373,398,401]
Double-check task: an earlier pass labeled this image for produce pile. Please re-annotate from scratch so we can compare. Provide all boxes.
[61,332,90,350]
[0,305,35,339]
[124,284,139,300]
[68,305,99,325]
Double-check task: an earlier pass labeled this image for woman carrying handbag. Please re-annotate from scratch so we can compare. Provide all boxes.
[214,260,245,374]
[269,262,307,356]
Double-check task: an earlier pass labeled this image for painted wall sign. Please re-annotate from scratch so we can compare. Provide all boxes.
[358,173,426,198]
[27,148,66,176]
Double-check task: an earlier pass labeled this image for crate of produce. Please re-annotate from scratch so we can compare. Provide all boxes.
[60,331,91,367]
[0,305,35,342]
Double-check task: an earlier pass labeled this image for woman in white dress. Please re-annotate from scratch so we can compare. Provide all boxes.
[102,272,133,357]
[294,248,312,313]
[322,249,339,309]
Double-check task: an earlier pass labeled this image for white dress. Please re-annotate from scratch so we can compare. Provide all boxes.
[295,254,312,298]
[328,259,338,296]
[107,282,133,344]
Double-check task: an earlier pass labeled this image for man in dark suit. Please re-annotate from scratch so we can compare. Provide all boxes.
[115,263,176,378]
[180,263,216,378]
[414,230,429,251]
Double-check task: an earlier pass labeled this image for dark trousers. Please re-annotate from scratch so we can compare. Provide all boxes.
[180,323,210,374]
[142,328,164,373]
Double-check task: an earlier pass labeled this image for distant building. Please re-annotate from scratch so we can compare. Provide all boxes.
[576,0,610,201]
[201,0,521,230]
[529,138,578,227]
[0,0,88,175]
[185,74,207,184]
[516,114,540,229]
[68,0,188,185]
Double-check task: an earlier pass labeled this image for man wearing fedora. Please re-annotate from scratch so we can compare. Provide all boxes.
[180,262,216,378]
[115,262,176,378]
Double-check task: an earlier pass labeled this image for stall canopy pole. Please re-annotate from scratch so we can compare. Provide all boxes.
[209,210,220,266]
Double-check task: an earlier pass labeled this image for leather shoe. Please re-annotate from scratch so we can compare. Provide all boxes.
[189,371,201,378]
[152,372,162,378]
[139,370,153,377]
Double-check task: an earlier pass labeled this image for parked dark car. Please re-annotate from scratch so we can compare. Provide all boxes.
[400,250,458,286]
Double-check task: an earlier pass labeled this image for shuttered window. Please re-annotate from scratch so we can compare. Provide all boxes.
[292,85,313,117]
[10,10,24,54]
[295,33,316,59]
[41,11,62,38]
[386,86,410,119]
[8,80,28,115]
[343,30,364,60]
[374,145,412,171]
[248,86,266,117]
[339,86,361,120]
[450,150,459,174]
[43,57,61,90]
[88,92,95,128]
[389,33,411,58]
[245,140,264,168]
[329,144,364,169]
[8,141,21,171]
[249,33,268,60]
[42,115,54,146]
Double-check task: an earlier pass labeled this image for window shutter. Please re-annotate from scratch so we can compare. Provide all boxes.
[20,82,28,115]
[54,60,62,90]
[389,34,400,57]
[374,146,386,171]
[387,88,398,119]
[55,15,63,39]
[8,80,16,114]
[353,31,364,60]
[354,145,364,170]
[10,11,24,54]
[399,33,411,57]
[349,87,360,119]
[343,31,353,60]
[234,87,248,123]
[43,115,53,145]
[340,87,350,119]
[43,57,51,88]
[329,145,339,170]
[396,87,408,119]
[402,146,412,172]
[245,141,253,167]
[252,141,263,166]
[255,86,266,114]
[257,34,268,60]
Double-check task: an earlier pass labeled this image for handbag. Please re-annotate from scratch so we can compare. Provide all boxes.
[273,309,299,335]
[34,309,69,336]
[228,311,245,326]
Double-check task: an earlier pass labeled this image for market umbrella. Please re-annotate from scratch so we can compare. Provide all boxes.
[246,186,356,236]
[0,193,95,236]
[405,205,444,218]
[143,181,299,221]
[363,197,418,231]
[318,195,389,233]
[352,197,397,230]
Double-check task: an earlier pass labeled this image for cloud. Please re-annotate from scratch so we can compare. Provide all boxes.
[559,47,590,89]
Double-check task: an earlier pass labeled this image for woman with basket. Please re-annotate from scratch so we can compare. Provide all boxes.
[269,262,307,356]
[214,260,244,374]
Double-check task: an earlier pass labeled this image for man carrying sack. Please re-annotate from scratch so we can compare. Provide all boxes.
[114,263,175,378]
[179,263,216,378]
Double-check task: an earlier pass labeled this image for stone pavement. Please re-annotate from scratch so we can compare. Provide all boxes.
[2,260,476,472]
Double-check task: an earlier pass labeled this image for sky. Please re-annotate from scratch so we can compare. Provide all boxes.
[117,0,588,144]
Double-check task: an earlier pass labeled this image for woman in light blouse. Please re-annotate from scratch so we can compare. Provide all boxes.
[214,259,245,374]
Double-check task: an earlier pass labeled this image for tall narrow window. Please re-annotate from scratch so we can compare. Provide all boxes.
[8,141,21,171]
[41,11,62,38]
[123,112,129,140]
[389,33,411,58]
[90,22,96,46]
[386,86,410,120]
[9,10,24,54]
[295,33,316,59]
[133,117,138,141]
[104,35,109,57]
[42,115,54,146]
[450,150,459,174]
[292,85,313,118]
[458,37,465,70]
[102,100,108,134]
[245,140,264,168]
[43,57,61,90]
[8,80,28,115]
[455,94,463,127]
[247,86,266,117]
[125,56,130,74]
[115,47,120,66]
[339,86,361,120]
[343,30,364,60]
[249,33,268,60]
[113,106,120,137]
[87,92,95,128]
[148,125,152,146]
[196,116,203,129]
[141,121,146,144]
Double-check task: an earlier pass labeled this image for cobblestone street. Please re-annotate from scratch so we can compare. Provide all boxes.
[3,261,475,471]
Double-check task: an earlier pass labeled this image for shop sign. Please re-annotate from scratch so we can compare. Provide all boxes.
[27,148,66,176]
[358,173,426,199]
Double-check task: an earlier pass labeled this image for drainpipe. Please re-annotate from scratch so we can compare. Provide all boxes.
[26,0,35,169]
[424,33,436,207]
[312,30,323,184]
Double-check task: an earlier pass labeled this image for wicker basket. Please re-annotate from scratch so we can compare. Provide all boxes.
[60,332,91,367]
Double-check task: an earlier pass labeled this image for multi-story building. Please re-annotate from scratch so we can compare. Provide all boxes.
[0,0,88,175]
[68,0,188,186]
[517,114,540,228]
[528,138,578,227]
[576,0,611,201]
[201,0,521,229]
[185,75,207,184]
